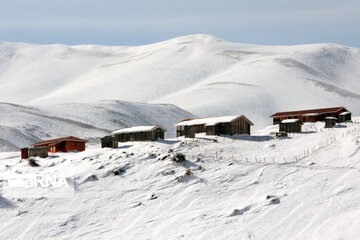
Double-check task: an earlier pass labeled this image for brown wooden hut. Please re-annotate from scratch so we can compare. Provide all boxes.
[32,136,87,153]
[21,148,29,159]
[270,107,350,125]
[111,126,166,142]
[21,147,49,159]
[338,111,352,122]
[325,117,337,128]
[175,115,254,138]
[279,119,302,133]
[101,135,118,148]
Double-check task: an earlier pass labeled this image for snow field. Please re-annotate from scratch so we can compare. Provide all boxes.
[0,118,360,239]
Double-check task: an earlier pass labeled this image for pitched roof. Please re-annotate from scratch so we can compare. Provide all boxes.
[111,125,167,135]
[174,115,254,127]
[32,136,87,147]
[270,107,348,118]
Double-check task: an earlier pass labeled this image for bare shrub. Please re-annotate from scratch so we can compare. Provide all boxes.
[28,158,39,167]
[185,168,192,176]
[171,153,186,164]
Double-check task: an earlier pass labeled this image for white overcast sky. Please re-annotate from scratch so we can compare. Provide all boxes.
[0,0,359,46]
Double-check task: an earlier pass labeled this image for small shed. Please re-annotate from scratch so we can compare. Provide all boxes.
[101,135,118,148]
[21,148,29,159]
[111,125,167,142]
[325,117,337,128]
[279,119,302,133]
[29,147,49,158]
[339,112,351,122]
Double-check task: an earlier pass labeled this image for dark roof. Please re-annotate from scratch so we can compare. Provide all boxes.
[270,107,348,118]
[32,136,87,147]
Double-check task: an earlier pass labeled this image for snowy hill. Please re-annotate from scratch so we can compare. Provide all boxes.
[0,34,359,128]
[0,101,193,151]
[0,119,360,239]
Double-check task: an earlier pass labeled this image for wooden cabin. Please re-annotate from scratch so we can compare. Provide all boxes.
[101,135,118,148]
[339,112,352,122]
[111,126,166,142]
[29,147,49,158]
[175,115,254,138]
[325,117,337,128]
[279,119,302,133]
[270,107,350,125]
[32,136,87,153]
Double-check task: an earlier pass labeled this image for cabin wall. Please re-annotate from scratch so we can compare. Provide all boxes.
[230,117,251,135]
[177,124,204,137]
[101,137,118,148]
[206,125,216,135]
[52,141,85,153]
[325,119,336,128]
[339,113,351,122]
[21,148,29,159]
[29,148,48,158]
[152,129,165,140]
[115,129,165,142]
[279,122,302,133]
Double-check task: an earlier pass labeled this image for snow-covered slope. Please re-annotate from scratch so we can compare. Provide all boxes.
[0,119,360,239]
[0,101,193,151]
[0,34,359,128]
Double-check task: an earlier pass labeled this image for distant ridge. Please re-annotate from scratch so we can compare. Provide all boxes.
[0,34,359,129]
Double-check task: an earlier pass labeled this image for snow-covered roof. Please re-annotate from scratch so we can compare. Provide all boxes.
[281,119,300,123]
[174,115,254,127]
[304,113,320,116]
[271,107,348,117]
[33,136,87,147]
[111,125,167,134]
[339,111,351,115]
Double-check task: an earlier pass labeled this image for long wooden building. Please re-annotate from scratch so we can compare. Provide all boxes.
[270,107,351,125]
[175,115,254,138]
[32,136,87,153]
[111,125,166,142]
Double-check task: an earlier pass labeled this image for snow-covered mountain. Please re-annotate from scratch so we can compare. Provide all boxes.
[1,120,360,239]
[1,35,360,240]
[0,34,359,128]
[0,101,193,151]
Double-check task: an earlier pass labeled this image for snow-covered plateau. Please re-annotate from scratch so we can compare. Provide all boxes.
[1,120,360,239]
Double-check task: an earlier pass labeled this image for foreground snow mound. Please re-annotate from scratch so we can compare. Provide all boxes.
[1,34,360,128]
[0,120,360,239]
[0,100,193,151]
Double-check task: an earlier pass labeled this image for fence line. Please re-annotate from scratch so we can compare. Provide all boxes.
[191,121,360,165]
